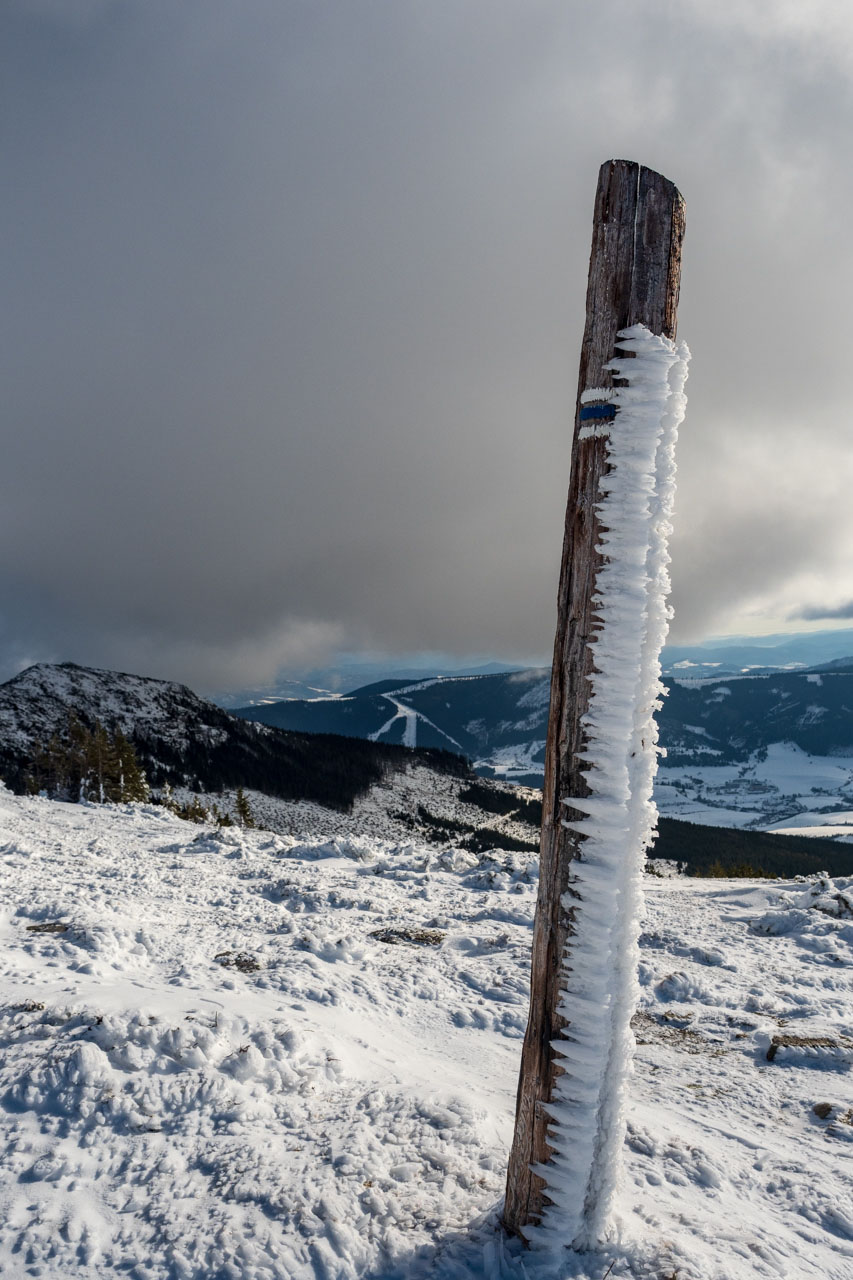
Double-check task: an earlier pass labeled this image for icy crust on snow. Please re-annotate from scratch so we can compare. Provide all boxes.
[1,791,853,1278]
[536,326,690,1250]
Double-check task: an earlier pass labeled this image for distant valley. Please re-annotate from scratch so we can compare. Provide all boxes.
[232,660,853,838]
[2,661,853,877]
[232,660,853,775]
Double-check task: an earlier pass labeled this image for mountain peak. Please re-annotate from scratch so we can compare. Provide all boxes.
[0,660,471,812]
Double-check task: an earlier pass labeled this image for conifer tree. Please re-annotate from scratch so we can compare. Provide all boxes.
[28,729,71,798]
[22,717,149,806]
[27,736,59,796]
[86,721,118,803]
[209,801,232,827]
[178,795,209,824]
[234,786,254,829]
[66,714,91,801]
[112,729,150,802]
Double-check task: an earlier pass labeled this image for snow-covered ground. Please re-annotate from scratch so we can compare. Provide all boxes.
[199,764,539,849]
[1,787,852,1279]
[483,738,853,838]
[654,743,853,835]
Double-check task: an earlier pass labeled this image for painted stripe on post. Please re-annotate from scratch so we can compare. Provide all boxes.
[579,403,617,422]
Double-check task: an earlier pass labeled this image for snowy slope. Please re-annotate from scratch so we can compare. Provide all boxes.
[217,766,540,850]
[1,787,852,1278]
[0,661,231,755]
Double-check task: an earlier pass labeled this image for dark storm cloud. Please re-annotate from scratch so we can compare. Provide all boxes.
[3,0,853,688]
[795,602,853,621]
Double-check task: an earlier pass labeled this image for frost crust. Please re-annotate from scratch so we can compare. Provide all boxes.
[533,324,690,1250]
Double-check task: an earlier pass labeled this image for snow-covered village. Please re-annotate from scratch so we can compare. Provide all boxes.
[2,4,853,1279]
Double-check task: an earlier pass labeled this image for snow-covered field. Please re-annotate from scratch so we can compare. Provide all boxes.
[1,786,852,1279]
[654,742,853,835]
[485,739,853,837]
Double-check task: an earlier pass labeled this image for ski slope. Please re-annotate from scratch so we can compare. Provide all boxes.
[369,693,466,753]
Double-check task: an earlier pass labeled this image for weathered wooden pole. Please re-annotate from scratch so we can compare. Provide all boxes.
[504,160,685,1237]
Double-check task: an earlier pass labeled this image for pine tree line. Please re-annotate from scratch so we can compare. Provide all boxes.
[159,782,255,829]
[25,715,150,804]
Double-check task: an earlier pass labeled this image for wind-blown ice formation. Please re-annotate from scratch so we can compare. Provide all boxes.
[532,324,690,1250]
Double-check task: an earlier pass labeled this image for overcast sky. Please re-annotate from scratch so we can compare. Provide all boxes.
[3,0,853,690]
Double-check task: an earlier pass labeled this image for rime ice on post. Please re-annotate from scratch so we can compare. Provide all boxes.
[504,162,688,1248]
[536,327,689,1248]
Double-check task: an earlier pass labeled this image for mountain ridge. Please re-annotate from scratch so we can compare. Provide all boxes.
[231,659,853,782]
[3,661,853,873]
[0,662,470,810]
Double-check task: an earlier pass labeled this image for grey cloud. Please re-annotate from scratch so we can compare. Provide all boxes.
[794,603,853,622]
[2,1,853,688]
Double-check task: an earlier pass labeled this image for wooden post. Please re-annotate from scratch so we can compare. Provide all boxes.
[503,160,685,1236]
